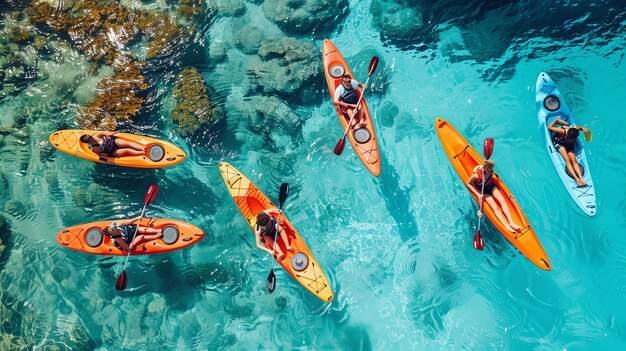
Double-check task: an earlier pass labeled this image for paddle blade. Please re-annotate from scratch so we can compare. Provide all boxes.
[473,231,484,251]
[115,270,128,291]
[279,183,290,207]
[584,130,592,143]
[144,184,159,205]
[367,56,380,77]
[483,138,494,160]
[267,269,276,293]
[334,136,347,155]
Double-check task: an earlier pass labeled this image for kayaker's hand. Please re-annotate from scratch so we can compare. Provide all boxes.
[582,127,589,133]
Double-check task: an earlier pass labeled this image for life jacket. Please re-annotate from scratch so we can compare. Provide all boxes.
[256,217,277,237]
[100,135,117,155]
[339,82,359,105]
[473,167,494,189]
[552,127,577,145]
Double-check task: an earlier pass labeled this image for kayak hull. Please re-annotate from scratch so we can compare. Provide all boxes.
[535,73,596,216]
[435,118,551,270]
[57,218,204,255]
[322,39,381,176]
[218,162,334,302]
[49,130,187,168]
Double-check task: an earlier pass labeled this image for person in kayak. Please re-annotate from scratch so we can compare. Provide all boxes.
[79,133,145,158]
[104,217,163,252]
[255,209,294,260]
[333,74,367,128]
[466,160,522,233]
[547,117,589,187]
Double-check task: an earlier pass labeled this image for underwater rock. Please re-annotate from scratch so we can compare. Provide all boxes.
[147,294,167,314]
[233,25,267,55]
[171,67,221,136]
[179,310,201,342]
[209,0,247,18]
[236,95,302,137]
[0,333,29,349]
[261,0,348,34]
[370,0,424,41]
[208,40,227,64]
[378,101,398,128]
[250,37,321,103]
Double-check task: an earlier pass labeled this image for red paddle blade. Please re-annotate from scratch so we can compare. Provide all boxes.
[144,184,159,205]
[473,231,484,250]
[333,136,347,155]
[483,138,494,160]
[368,56,380,77]
[115,270,128,290]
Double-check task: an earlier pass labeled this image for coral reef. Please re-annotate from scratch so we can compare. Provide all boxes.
[171,67,220,136]
[26,0,197,130]
[76,61,147,130]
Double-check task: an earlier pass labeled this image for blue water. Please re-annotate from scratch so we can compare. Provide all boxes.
[1,0,626,349]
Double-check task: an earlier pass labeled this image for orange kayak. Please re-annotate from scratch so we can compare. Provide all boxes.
[218,162,334,302]
[49,130,186,168]
[435,118,551,270]
[322,39,381,176]
[57,218,204,255]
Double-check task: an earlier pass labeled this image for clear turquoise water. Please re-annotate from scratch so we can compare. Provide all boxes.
[1,0,626,350]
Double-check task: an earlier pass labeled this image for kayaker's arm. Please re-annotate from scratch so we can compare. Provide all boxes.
[265,208,282,216]
[466,174,483,199]
[255,228,275,256]
[114,237,130,252]
[547,118,565,134]
[333,101,357,109]
[574,125,589,133]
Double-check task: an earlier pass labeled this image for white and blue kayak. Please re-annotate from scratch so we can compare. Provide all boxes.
[535,72,596,216]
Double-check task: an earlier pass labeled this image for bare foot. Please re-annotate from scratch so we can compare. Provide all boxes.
[510,223,522,232]
[287,246,295,253]
[504,224,516,233]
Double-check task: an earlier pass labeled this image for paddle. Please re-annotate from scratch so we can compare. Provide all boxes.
[267,183,290,293]
[115,184,159,291]
[333,56,380,155]
[473,138,494,251]
[584,130,592,143]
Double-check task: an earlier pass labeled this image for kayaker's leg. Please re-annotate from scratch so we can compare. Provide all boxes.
[277,227,293,253]
[115,139,145,152]
[558,147,584,186]
[567,151,587,187]
[492,188,521,231]
[346,109,358,129]
[113,148,145,157]
[357,108,366,127]
[129,228,163,250]
[264,235,286,260]
[484,196,515,233]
